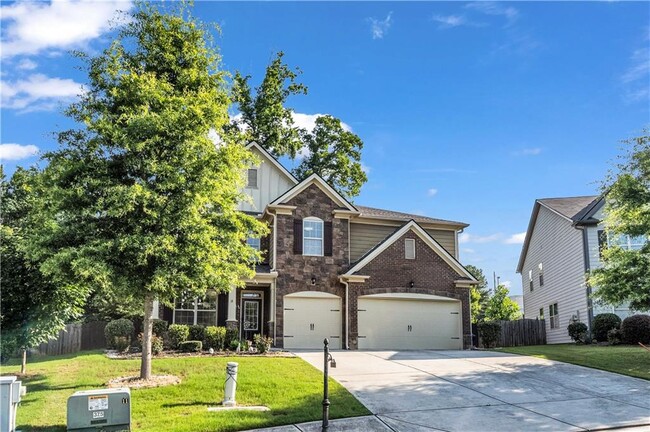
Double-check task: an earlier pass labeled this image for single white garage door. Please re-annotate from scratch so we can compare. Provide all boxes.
[283,292,342,349]
[358,293,462,350]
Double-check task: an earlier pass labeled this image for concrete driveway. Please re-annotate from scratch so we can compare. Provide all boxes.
[295,350,650,431]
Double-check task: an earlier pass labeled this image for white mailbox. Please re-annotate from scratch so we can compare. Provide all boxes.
[0,376,26,432]
[67,388,131,431]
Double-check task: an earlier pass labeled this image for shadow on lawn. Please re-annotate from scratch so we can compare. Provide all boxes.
[16,424,66,432]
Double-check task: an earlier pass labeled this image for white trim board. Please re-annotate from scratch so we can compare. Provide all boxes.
[246,142,298,185]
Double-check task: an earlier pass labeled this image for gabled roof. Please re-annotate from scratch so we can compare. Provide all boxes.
[342,220,477,281]
[355,205,468,228]
[246,142,298,185]
[269,173,358,212]
[572,196,605,226]
[516,195,599,273]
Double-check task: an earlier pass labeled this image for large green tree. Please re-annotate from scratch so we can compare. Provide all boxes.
[589,132,650,311]
[30,3,266,380]
[465,264,490,323]
[1,168,87,372]
[484,284,522,322]
[293,115,367,199]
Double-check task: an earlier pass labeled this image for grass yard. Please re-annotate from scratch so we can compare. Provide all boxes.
[497,344,650,380]
[1,351,369,432]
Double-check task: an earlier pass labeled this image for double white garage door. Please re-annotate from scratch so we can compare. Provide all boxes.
[283,292,462,350]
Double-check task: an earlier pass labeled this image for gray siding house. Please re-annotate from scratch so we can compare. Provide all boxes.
[517,196,637,344]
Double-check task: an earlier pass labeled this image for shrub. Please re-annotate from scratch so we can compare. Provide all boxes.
[104,318,134,349]
[253,334,273,353]
[189,325,206,343]
[608,328,623,345]
[204,326,227,351]
[168,324,190,349]
[478,321,501,348]
[225,328,239,349]
[136,333,164,355]
[179,340,203,353]
[621,314,650,344]
[567,322,589,344]
[229,339,240,351]
[592,313,621,342]
[152,319,169,337]
[240,339,250,352]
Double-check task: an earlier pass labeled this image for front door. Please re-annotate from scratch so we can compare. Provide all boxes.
[241,290,264,341]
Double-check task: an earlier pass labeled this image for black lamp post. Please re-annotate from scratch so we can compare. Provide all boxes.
[322,338,336,431]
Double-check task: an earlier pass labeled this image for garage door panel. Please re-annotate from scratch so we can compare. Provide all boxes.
[284,296,341,349]
[358,298,461,350]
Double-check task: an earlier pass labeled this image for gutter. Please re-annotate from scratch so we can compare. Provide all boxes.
[340,279,350,350]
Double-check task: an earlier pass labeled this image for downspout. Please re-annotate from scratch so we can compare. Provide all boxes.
[577,225,594,331]
[264,209,278,345]
[341,279,350,350]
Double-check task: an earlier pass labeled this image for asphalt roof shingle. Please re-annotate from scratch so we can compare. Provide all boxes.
[355,205,468,227]
[537,196,598,220]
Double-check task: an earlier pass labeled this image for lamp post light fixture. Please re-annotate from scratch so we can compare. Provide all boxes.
[322,338,336,431]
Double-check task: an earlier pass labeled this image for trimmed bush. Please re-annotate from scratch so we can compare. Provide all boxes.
[567,322,589,344]
[229,339,240,351]
[168,324,190,349]
[621,314,650,344]
[592,313,621,342]
[240,339,250,352]
[254,334,273,353]
[204,326,227,351]
[189,325,206,343]
[179,340,203,353]
[478,321,501,348]
[136,333,164,355]
[105,318,135,349]
[225,328,239,349]
[608,328,623,345]
[152,319,169,337]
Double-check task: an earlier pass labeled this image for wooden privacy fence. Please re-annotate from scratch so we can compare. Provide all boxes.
[38,321,107,356]
[496,318,546,347]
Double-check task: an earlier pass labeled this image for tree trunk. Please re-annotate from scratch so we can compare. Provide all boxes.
[140,293,154,380]
[21,349,27,374]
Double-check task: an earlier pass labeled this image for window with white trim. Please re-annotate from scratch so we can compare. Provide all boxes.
[609,234,647,251]
[174,290,218,326]
[247,236,261,251]
[405,238,416,259]
[528,270,533,292]
[247,169,258,188]
[539,308,544,320]
[538,262,544,287]
[303,217,324,256]
[549,303,559,329]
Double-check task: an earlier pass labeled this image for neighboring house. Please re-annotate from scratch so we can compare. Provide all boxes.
[154,142,477,350]
[517,196,640,344]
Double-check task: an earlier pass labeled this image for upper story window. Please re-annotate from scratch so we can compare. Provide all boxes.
[405,238,416,259]
[528,270,533,292]
[247,168,258,188]
[609,234,647,251]
[247,236,261,251]
[303,217,324,256]
[538,262,544,286]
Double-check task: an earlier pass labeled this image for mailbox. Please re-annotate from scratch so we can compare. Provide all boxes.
[67,388,131,431]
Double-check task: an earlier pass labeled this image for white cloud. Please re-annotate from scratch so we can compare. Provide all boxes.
[462,248,476,254]
[513,147,542,156]
[292,113,352,133]
[427,188,438,197]
[1,73,83,112]
[459,232,502,244]
[368,12,393,40]
[1,0,132,58]
[621,42,649,104]
[501,280,512,288]
[360,162,371,174]
[0,143,39,160]
[504,232,527,244]
[432,14,467,29]
[465,2,519,25]
[17,59,37,70]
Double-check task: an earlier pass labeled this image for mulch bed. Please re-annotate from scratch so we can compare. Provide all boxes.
[105,349,296,360]
[107,374,181,389]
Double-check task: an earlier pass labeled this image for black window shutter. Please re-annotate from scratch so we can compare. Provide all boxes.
[324,221,333,256]
[293,219,303,254]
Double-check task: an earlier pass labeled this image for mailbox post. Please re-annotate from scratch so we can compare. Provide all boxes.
[322,338,336,431]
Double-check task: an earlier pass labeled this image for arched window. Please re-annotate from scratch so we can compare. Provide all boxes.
[303,217,324,256]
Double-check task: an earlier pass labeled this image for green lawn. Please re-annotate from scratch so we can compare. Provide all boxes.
[1,351,369,432]
[497,344,650,380]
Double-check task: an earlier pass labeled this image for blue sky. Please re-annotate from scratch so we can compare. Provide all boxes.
[1,1,649,296]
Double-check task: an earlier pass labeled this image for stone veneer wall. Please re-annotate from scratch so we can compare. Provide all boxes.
[348,231,471,349]
[274,184,349,348]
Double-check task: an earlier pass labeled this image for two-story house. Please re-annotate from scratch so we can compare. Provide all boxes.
[517,196,640,344]
[156,143,478,350]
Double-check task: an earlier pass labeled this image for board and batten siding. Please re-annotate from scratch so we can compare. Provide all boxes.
[521,205,589,344]
[237,146,296,213]
[585,206,633,319]
[350,222,457,262]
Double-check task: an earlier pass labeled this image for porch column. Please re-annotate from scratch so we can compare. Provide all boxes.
[226,287,238,330]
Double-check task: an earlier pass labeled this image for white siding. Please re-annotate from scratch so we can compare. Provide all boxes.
[521,206,589,344]
[238,146,295,213]
[350,223,457,262]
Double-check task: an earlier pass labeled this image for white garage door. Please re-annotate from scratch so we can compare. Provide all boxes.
[358,294,462,350]
[283,292,342,349]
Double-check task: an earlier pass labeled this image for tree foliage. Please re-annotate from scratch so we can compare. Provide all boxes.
[465,264,490,323]
[29,3,266,379]
[589,132,650,311]
[1,168,87,370]
[484,284,522,322]
[293,115,367,199]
